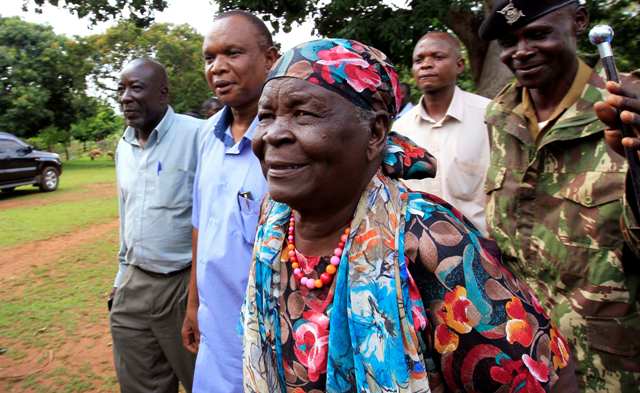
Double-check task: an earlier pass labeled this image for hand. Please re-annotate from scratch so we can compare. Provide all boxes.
[181,303,200,354]
[594,81,640,157]
[107,287,116,311]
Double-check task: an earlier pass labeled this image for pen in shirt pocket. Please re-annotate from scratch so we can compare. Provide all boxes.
[157,161,162,176]
[238,191,253,210]
[238,191,253,200]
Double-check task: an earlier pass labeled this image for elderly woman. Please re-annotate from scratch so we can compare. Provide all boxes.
[241,39,572,393]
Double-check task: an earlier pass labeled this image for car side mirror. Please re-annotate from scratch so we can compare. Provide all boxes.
[19,146,33,154]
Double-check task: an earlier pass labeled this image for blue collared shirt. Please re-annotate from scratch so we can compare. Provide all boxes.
[114,106,204,287]
[191,106,267,392]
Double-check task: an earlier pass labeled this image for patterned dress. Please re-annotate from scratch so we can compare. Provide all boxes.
[274,187,570,392]
[241,37,571,392]
[279,252,333,392]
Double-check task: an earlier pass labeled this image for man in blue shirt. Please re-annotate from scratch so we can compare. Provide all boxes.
[181,10,278,392]
[110,59,203,392]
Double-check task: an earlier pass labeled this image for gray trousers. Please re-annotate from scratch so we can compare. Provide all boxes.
[110,266,195,393]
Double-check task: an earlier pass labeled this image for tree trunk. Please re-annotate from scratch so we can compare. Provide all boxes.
[475,41,513,98]
[446,8,487,85]
[446,1,513,99]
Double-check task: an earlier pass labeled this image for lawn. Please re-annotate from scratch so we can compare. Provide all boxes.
[57,159,117,189]
[0,158,118,248]
[0,158,120,392]
[0,198,118,248]
[0,234,119,392]
[0,235,117,343]
[1,158,116,196]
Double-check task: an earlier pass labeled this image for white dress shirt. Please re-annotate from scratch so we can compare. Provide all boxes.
[392,86,490,235]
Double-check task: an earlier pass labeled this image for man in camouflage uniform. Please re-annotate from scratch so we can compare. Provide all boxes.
[479,1,640,391]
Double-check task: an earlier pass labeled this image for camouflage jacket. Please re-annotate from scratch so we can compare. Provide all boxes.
[485,67,640,392]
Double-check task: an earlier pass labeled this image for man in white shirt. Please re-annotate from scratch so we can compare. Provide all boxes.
[392,32,490,234]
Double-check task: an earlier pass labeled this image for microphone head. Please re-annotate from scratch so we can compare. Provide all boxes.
[589,25,614,46]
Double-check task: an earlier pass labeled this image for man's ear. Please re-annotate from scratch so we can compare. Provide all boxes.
[367,111,390,161]
[574,6,590,35]
[160,85,170,104]
[456,56,465,77]
[264,46,280,73]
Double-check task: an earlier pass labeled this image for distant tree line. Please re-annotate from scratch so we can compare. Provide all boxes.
[0,15,210,156]
[215,0,639,96]
[4,0,638,154]
[22,0,640,97]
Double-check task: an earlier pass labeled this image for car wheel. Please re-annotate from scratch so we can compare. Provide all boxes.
[39,167,59,192]
[1,187,15,193]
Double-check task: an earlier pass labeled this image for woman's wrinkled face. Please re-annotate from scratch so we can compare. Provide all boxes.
[253,78,372,209]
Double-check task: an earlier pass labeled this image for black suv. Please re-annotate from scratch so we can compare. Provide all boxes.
[0,132,63,192]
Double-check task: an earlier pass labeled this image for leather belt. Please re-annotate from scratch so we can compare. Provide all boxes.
[134,264,191,278]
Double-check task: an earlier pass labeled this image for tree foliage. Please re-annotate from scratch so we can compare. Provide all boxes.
[0,14,209,148]
[217,0,639,96]
[578,1,638,72]
[70,100,124,143]
[0,16,95,138]
[86,21,210,114]
[23,0,640,97]
[23,0,168,27]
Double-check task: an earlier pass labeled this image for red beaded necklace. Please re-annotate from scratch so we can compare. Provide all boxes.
[287,215,350,289]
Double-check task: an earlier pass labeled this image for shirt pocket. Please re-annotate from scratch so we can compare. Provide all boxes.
[238,194,261,245]
[447,157,486,202]
[152,168,194,208]
[585,313,640,372]
[557,171,625,250]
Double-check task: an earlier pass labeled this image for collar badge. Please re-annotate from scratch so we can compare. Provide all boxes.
[498,1,525,25]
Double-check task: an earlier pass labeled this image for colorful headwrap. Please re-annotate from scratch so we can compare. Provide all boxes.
[267,38,402,116]
[265,38,436,181]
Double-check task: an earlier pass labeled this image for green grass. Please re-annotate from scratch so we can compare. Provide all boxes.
[0,158,117,248]
[0,198,117,248]
[1,157,116,202]
[57,158,116,190]
[0,236,117,345]
[0,157,120,392]
[0,233,119,392]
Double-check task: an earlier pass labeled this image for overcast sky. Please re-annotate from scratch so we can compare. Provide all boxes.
[0,0,317,51]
